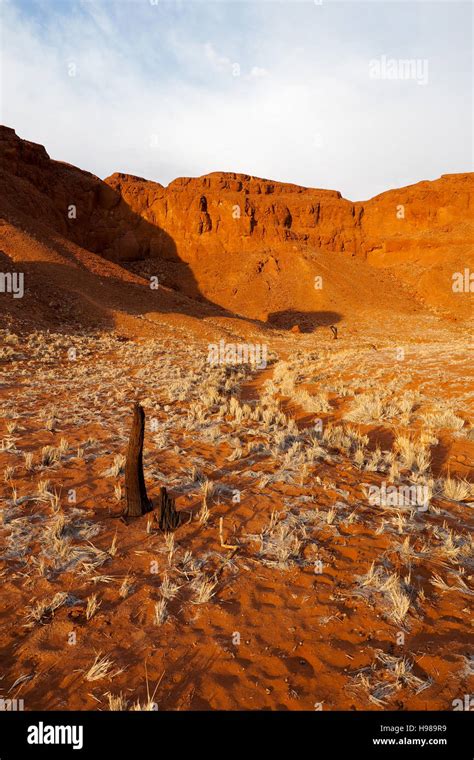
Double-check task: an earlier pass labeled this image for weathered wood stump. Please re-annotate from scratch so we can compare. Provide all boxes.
[157,486,180,532]
[123,403,153,518]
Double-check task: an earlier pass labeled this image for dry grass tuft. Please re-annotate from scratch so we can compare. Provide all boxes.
[85,593,101,620]
[441,476,473,502]
[26,592,69,625]
[191,576,218,604]
[154,598,168,624]
[84,653,122,682]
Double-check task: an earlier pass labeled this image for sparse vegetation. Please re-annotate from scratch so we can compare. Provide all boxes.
[1,326,471,711]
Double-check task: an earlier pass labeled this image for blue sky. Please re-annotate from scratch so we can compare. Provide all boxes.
[1,0,472,199]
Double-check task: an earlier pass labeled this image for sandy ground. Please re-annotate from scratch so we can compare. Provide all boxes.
[0,314,472,711]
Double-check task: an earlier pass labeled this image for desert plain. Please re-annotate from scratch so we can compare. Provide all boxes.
[0,125,473,711]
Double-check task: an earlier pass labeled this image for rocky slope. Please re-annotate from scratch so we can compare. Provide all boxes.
[0,125,472,331]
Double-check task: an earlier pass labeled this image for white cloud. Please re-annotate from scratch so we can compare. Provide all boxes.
[0,0,471,200]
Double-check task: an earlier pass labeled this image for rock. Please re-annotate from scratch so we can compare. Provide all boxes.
[1,125,472,324]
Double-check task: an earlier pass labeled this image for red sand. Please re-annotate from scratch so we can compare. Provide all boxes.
[0,127,472,711]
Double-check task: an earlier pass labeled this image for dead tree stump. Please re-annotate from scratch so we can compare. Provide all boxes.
[124,403,153,518]
[157,486,180,532]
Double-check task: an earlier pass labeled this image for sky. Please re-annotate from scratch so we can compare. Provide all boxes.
[0,0,472,200]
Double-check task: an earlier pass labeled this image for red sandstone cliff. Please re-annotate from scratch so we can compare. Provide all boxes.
[0,125,472,330]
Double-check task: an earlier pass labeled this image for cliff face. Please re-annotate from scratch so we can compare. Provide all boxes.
[0,125,173,263]
[1,125,472,324]
[104,169,474,264]
[358,175,474,316]
[104,171,362,261]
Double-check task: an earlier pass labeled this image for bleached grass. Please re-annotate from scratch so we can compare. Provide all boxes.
[84,653,121,682]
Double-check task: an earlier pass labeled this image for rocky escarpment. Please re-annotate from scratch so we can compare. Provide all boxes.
[1,125,472,264]
[104,171,363,261]
[0,126,173,262]
[0,125,365,262]
[1,125,472,321]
